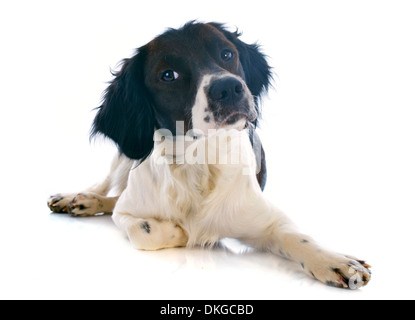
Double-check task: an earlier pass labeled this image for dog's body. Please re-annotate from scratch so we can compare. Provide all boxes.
[48,22,371,289]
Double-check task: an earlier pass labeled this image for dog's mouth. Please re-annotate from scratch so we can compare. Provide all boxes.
[217,108,258,129]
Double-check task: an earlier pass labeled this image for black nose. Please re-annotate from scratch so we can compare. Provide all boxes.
[209,77,245,105]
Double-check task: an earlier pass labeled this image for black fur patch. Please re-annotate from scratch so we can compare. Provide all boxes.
[141,221,151,234]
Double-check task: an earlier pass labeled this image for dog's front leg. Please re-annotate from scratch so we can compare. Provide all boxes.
[47,154,132,216]
[112,212,188,251]
[239,204,371,289]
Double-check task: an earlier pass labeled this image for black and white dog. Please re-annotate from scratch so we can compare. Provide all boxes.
[48,21,371,289]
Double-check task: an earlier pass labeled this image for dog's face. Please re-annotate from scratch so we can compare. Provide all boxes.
[92,22,271,161]
[145,23,259,134]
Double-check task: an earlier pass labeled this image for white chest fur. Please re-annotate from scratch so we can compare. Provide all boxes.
[113,129,265,246]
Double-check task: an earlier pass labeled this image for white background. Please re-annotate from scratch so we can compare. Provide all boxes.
[0,0,414,300]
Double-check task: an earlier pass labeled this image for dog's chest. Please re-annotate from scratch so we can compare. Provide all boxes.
[117,130,260,244]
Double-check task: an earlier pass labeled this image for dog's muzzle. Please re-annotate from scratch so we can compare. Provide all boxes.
[207,76,257,126]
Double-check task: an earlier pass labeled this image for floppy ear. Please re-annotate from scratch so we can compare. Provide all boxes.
[235,40,272,104]
[210,23,272,107]
[91,47,155,161]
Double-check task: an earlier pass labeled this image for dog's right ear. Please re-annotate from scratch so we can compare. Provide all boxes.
[91,47,155,161]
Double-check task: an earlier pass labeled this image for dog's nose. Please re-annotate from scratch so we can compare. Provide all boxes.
[209,77,245,105]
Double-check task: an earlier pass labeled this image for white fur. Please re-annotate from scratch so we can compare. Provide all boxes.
[191,74,216,134]
[48,127,371,289]
[113,129,268,247]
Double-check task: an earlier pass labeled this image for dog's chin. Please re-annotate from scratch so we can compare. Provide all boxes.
[217,112,255,131]
[218,116,248,131]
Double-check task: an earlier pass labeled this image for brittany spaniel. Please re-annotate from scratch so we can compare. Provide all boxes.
[48,21,371,289]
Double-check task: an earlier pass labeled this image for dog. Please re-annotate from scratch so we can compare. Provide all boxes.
[48,21,371,289]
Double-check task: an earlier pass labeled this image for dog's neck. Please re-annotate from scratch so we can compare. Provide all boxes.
[152,129,257,172]
[145,129,261,221]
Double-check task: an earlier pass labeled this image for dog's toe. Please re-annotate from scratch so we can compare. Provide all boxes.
[47,194,72,214]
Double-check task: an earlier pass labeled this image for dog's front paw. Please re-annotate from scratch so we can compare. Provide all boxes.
[125,218,188,251]
[47,193,76,214]
[305,251,371,289]
[68,193,104,217]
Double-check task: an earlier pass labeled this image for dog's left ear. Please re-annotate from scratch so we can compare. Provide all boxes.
[211,23,272,107]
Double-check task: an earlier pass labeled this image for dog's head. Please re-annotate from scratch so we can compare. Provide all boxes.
[92,21,272,161]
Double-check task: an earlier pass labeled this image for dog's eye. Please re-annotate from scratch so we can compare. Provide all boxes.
[221,49,234,62]
[161,70,179,82]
